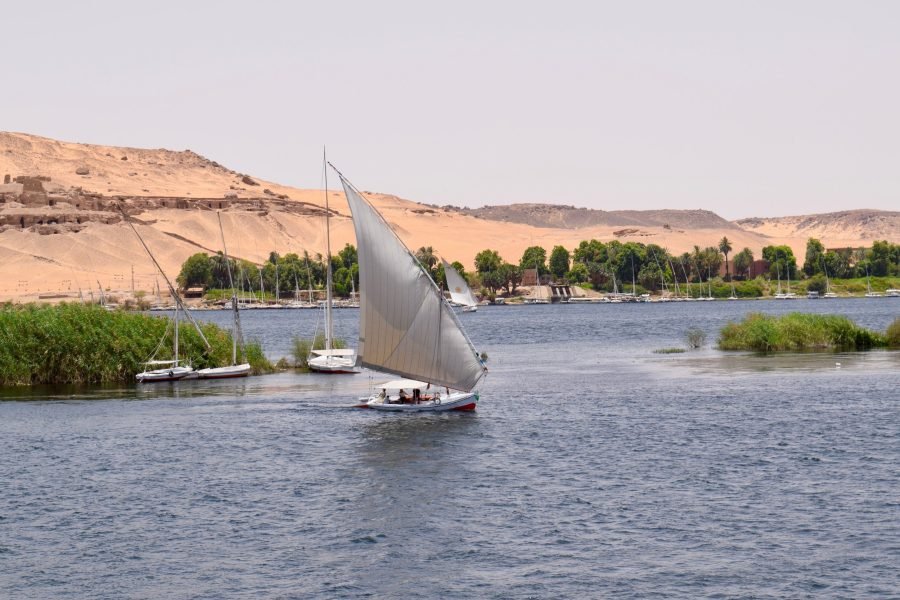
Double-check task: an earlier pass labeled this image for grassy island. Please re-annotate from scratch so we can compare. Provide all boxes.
[0,303,272,386]
[718,312,900,352]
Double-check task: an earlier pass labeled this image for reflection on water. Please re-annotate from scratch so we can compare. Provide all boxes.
[665,347,900,375]
[354,412,479,466]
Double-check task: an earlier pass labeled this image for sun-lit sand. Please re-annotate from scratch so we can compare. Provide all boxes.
[1,133,895,302]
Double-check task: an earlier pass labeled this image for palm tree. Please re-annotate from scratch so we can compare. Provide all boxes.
[415,246,438,279]
[719,236,733,281]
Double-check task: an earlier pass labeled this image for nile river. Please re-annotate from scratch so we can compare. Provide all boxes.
[1,299,898,598]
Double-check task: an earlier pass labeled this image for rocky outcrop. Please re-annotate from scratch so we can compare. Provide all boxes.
[0,183,331,235]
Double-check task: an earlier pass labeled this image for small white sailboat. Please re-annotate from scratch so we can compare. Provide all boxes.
[137,305,195,382]
[442,258,478,312]
[864,266,882,297]
[332,165,487,412]
[198,212,251,379]
[822,258,838,298]
[774,266,788,299]
[309,150,359,374]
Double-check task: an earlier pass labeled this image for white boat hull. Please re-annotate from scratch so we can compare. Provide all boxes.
[308,355,360,374]
[357,391,479,412]
[136,366,194,383]
[197,363,251,379]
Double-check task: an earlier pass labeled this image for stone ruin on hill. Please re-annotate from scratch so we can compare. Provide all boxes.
[0,174,332,235]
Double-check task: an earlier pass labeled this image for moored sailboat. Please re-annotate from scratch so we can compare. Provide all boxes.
[136,304,195,382]
[122,209,212,383]
[198,212,251,379]
[332,165,487,412]
[309,151,360,374]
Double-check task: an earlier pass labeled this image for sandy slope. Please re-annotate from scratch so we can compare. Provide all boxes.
[1,132,896,301]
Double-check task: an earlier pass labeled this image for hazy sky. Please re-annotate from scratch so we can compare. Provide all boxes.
[3,1,898,219]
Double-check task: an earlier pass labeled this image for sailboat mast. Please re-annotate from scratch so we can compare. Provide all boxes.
[631,254,636,296]
[822,257,831,294]
[323,148,334,352]
[258,268,264,303]
[217,211,240,365]
[120,205,211,349]
[174,302,179,365]
[305,256,313,303]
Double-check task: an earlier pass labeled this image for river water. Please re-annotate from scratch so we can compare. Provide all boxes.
[2,299,898,598]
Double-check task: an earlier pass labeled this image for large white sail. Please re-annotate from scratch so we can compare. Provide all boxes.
[442,258,478,308]
[337,174,486,392]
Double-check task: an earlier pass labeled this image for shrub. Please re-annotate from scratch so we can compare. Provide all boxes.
[291,333,346,370]
[718,312,887,352]
[686,328,706,349]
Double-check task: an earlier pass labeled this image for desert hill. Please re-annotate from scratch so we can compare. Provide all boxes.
[0,132,896,302]
[458,203,741,231]
[735,210,900,245]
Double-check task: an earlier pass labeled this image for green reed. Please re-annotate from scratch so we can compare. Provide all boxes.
[0,303,272,386]
[718,312,892,352]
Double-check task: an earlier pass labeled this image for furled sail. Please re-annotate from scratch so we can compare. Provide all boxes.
[442,258,478,308]
[336,172,486,391]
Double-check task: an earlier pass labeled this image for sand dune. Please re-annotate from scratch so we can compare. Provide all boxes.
[1,132,896,302]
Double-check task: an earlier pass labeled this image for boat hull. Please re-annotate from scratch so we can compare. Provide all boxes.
[357,391,479,412]
[308,355,360,374]
[136,366,194,383]
[197,364,251,379]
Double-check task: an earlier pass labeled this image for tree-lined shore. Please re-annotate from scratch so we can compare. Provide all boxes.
[172,237,899,304]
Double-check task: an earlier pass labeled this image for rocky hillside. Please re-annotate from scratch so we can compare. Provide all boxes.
[457,203,742,231]
[735,210,900,243]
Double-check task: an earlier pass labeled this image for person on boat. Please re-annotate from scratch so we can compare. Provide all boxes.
[412,388,420,404]
[398,389,409,403]
[378,389,386,400]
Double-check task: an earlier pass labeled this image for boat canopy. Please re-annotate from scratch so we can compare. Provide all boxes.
[310,349,357,357]
[377,379,431,390]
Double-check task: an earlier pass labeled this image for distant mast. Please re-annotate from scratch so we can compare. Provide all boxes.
[323,147,334,353]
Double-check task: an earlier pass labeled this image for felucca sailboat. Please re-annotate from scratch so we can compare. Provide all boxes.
[442,258,478,312]
[332,165,488,412]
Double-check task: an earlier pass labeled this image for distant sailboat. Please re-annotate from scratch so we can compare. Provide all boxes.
[821,258,837,298]
[309,150,359,374]
[197,212,251,379]
[525,258,550,304]
[332,165,487,412]
[442,258,478,312]
[774,266,787,299]
[864,265,883,297]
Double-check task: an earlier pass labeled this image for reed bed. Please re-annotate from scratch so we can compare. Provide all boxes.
[718,312,893,352]
[0,303,272,386]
